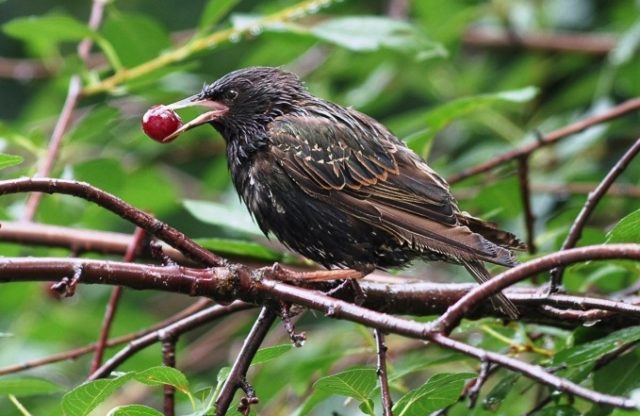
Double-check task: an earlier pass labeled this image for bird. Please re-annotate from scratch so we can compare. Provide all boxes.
[162,66,525,318]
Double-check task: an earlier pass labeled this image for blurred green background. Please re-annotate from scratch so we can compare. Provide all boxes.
[1,0,640,415]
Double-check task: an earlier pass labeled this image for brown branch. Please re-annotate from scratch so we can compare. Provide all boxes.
[517,156,536,254]
[550,137,640,290]
[215,307,277,416]
[22,0,107,220]
[374,329,393,416]
[90,227,146,373]
[22,76,83,221]
[463,27,616,55]
[0,298,211,376]
[88,302,252,380]
[162,336,178,416]
[1,251,640,408]
[447,98,640,184]
[0,178,225,267]
[436,245,640,333]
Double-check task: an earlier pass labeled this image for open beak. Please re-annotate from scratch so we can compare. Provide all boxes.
[161,94,228,142]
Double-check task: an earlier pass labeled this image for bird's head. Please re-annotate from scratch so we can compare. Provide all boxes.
[163,67,309,142]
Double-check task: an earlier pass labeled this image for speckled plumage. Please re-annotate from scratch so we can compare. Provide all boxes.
[173,67,525,318]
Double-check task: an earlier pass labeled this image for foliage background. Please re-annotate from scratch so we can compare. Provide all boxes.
[1,0,640,415]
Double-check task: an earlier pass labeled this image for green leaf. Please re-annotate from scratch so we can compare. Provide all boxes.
[62,372,136,416]
[308,16,446,59]
[393,373,475,416]
[134,366,189,394]
[606,209,640,243]
[483,373,519,411]
[406,86,538,156]
[199,0,239,31]
[553,327,640,367]
[0,377,62,397]
[3,15,96,42]
[0,153,23,170]
[536,405,581,416]
[251,344,293,365]
[184,199,263,236]
[313,368,377,402]
[101,13,170,67]
[194,238,282,261]
[107,404,163,416]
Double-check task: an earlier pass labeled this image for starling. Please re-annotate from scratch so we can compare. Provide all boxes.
[162,67,525,318]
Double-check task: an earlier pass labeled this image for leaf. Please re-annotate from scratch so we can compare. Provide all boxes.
[405,86,538,156]
[101,13,170,67]
[606,209,640,244]
[536,405,581,416]
[483,373,520,411]
[553,326,640,367]
[194,238,282,261]
[392,373,475,416]
[308,16,446,59]
[184,199,263,236]
[134,366,189,394]
[3,15,96,43]
[0,377,62,397]
[251,344,293,365]
[107,404,164,416]
[62,372,136,416]
[199,0,239,31]
[313,368,377,402]
[0,153,23,170]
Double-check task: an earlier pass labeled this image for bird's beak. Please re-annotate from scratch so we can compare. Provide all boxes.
[161,94,229,142]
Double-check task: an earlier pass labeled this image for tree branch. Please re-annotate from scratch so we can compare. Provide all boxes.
[447,98,640,184]
[550,137,640,290]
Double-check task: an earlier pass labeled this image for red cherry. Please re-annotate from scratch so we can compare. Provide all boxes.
[142,105,182,142]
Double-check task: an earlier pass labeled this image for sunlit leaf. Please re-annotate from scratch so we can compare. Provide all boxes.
[406,86,538,156]
[0,153,23,170]
[3,14,95,42]
[393,373,475,416]
[107,404,163,416]
[134,366,190,394]
[313,368,376,402]
[606,209,640,244]
[184,199,263,236]
[309,16,446,59]
[62,373,135,416]
[252,344,293,365]
[553,326,640,366]
[0,377,62,397]
[199,0,239,31]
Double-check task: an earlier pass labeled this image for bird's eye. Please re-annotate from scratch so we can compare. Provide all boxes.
[225,89,239,101]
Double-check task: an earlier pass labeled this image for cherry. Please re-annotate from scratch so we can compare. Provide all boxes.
[142,105,182,142]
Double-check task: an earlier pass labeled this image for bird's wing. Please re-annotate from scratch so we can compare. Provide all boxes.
[268,112,516,266]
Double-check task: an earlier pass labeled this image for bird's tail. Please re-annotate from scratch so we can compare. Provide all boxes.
[462,259,519,319]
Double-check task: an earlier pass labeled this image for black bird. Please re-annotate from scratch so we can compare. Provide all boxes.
[164,67,525,318]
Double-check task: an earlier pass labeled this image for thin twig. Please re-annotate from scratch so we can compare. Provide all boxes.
[90,227,146,373]
[22,0,107,221]
[463,27,616,55]
[550,137,640,290]
[215,307,277,416]
[82,0,338,95]
[447,99,640,184]
[162,335,178,416]
[374,329,393,416]
[0,298,211,376]
[467,361,494,408]
[88,302,252,380]
[517,156,536,254]
[434,244,640,333]
[1,178,225,267]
